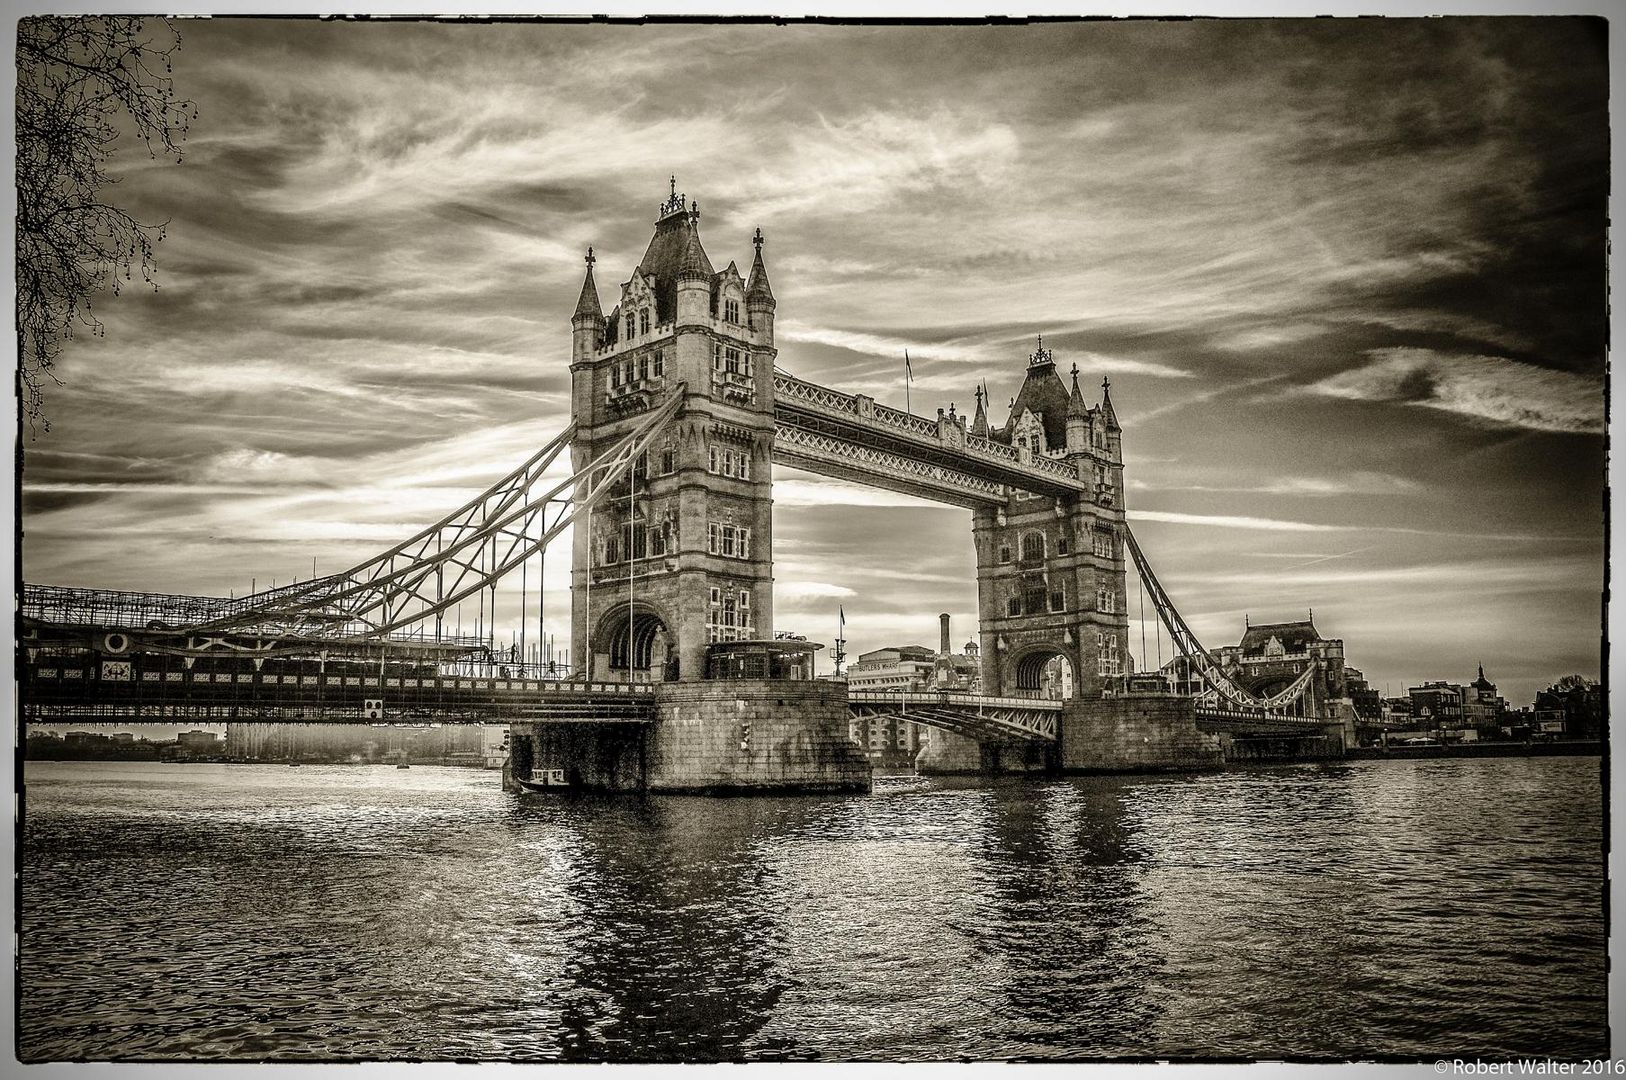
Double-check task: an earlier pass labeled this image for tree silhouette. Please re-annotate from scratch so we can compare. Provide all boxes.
[1546,674,1597,694]
[15,16,196,435]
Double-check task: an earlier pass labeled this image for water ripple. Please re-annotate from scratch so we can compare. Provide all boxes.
[18,757,1605,1062]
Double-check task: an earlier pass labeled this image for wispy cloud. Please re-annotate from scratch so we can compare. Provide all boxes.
[1304,348,1604,435]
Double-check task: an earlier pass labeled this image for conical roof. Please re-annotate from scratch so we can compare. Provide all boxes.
[1100,376,1121,431]
[746,228,775,304]
[573,250,602,320]
[1067,366,1088,417]
[970,384,989,437]
[676,216,714,282]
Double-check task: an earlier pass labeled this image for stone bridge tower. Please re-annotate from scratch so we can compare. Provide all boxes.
[971,341,1129,701]
[568,181,778,682]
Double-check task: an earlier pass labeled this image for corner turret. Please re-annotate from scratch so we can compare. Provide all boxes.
[571,247,603,362]
[746,227,776,342]
[1065,363,1090,453]
[674,204,714,325]
[1100,375,1120,432]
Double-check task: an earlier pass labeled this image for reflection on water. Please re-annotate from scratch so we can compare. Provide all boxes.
[19,758,1605,1061]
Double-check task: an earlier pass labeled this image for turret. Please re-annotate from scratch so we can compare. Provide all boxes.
[674,204,713,326]
[970,383,989,437]
[1065,363,1089,453]
[746,227,776,342]
[1099,376,1122,462]
[571,247,603,362]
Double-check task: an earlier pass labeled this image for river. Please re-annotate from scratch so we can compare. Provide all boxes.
[17,757,1606,1062]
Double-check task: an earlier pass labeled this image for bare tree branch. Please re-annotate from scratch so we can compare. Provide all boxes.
[15,16,197,436]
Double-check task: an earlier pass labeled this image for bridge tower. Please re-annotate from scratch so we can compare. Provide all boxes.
[568,181,778,683]
[971,342,1129,701]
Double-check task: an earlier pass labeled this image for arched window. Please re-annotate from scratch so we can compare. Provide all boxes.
[640,308,650,335]
[1020,531,1045,563]
[626,312,636,338]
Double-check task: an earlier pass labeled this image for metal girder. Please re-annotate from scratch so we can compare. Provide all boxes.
[190,388,686,639]
[772,370,1094,498]
[1124,524,1319,717]
[848,691,1060,743]
[772,422,1004,508]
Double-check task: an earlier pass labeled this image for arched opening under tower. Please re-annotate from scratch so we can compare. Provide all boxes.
[1011,647,1076,701]
[599,606,674,683]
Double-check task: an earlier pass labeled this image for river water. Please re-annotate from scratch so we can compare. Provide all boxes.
[18,757,1607,1062]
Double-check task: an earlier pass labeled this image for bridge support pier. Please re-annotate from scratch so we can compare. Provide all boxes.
[914,729,1054,775]
[1058,693,1223,772]
[507,680,870,795]
[1217,720,1351,764]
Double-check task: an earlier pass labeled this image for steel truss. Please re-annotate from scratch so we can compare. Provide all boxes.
[848,691,1061,742]
[192,388,687,639]
[1124,525,1318,715]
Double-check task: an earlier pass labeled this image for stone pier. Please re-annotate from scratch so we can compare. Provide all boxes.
[1058,693,1224,772]
[914,728,1053,775]
[508,679,870,795]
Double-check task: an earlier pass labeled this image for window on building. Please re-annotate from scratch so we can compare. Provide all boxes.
[611,363,622,388]
[1098,631,1122,676]
[706,522,752,559]
[724,298,740,324]
[999,545,1012,565]
[1093,530,1114,559]
[1050,589,1065,612]
[1023,576,1047,617]
[626,313,636,339]
[653,350,664,378]
[638,353,650,381]
[1021,532,1045,563]
[659,436,676,475]
[706,445,751,480]
[639,308,650,335]
[1057,536,1070,556]
[1097,586,1116,614]
[621,519,648,561]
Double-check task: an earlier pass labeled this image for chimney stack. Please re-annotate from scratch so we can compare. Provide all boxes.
[939,613,951,656]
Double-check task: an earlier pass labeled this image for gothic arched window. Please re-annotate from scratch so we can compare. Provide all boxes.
[1020,531,1045,563]
[640,308,650,335]
[626,312,636,338]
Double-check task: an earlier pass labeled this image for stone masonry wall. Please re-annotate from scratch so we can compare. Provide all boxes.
[1060,694,1223,772]
[645,679,870,793]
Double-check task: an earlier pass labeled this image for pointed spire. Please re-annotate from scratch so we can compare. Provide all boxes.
[676,213,713,282]
[1067,362,1088,416]
[573,246,601,319]
[1100,374,1120,431]
[746,226,775,304]
[970,383,989,437]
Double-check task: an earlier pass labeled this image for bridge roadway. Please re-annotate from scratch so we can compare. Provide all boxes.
[22,635,1332,742]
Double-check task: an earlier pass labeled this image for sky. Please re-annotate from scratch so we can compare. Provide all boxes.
[18,17,1608,707]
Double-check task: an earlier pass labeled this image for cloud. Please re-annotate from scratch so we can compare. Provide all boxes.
[1304,348,1604,434]
[1134,471,1424,497]
[1128,510,1349,533]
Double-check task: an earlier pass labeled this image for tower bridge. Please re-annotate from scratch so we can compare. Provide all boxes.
[19,182,1357,789]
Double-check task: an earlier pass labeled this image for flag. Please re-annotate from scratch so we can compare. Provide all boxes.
[904,351,912,380]
[839,605,846,630]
